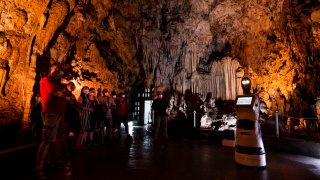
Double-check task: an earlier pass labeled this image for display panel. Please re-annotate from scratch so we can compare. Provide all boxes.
[236,96,253,105]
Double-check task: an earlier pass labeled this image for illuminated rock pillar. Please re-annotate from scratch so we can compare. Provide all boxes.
[0,61,8,94]
[22,53,37,126]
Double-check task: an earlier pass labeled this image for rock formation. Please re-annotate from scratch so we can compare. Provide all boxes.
[0,0,319,125]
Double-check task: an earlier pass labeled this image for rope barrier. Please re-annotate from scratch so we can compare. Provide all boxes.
[187,111,237,117]
[268,115,318,121]
[286,117,318,120]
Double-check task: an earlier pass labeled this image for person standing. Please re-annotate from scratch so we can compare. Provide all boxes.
[76,86,92,150]
[111,92,118,140]
[97,89,107,144]
[152,91,168,140]
[35,65,66,179]
[64,82,80,153]
[116,92,130,138]
[88,88,98,146]
[97,89,115,142]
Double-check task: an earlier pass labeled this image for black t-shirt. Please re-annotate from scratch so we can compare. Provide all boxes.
[152,97,168,116]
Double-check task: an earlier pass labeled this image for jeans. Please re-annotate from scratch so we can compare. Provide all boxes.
[154,115,168,139]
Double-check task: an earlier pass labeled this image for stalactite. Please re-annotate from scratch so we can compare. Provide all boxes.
[193,82,195,94]
[236,67,244,95]
[192,82,194,93]
[192,42,197,72]
[223,58,240,100]
[224,58,231,99]
[209,80,211,96]
[204,82,207,96]
[182,69,186,94]
[202,58,240,100]
[196,82,199,94]
[217,61,224,99]
[210,75,213,97]
[190,47,193,74]
[231,60,241,98]
[201,84,206,95]
[182,77,184,94]
[211,67,217,97]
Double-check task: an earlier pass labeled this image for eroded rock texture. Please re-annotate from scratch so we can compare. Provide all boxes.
[0,0,319,124]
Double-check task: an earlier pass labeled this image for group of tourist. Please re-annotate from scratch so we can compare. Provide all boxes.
[75,86,130,150]
[35,65,130,179]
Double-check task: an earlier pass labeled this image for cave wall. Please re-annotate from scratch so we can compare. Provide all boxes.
[0,0,320,124]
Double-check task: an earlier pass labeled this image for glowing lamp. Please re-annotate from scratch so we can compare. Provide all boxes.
[241,77,251,95]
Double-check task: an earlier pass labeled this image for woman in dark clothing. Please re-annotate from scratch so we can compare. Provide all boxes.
[76,86,92,150]
[88,88,98,145]
[64,82,80,152]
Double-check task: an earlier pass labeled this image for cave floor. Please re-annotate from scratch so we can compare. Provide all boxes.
[1,125,320,180]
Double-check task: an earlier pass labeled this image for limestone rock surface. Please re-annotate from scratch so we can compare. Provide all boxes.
[0,0,319,124]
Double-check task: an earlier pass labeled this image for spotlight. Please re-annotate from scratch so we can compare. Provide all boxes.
[241,77,251,95]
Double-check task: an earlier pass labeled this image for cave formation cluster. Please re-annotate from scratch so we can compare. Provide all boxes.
[0,0,320,124]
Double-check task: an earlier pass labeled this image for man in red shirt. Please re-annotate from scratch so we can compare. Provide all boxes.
[116,92,130,138]
[35,65,66,179]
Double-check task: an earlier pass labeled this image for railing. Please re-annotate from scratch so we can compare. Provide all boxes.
[270,111,318,139]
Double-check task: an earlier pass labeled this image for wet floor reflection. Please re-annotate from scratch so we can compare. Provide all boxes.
[127,126,154,169]
[5,124,320,180]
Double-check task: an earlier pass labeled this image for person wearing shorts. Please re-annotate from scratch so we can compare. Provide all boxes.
[41,113,64,143]
[35,65,66,179]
